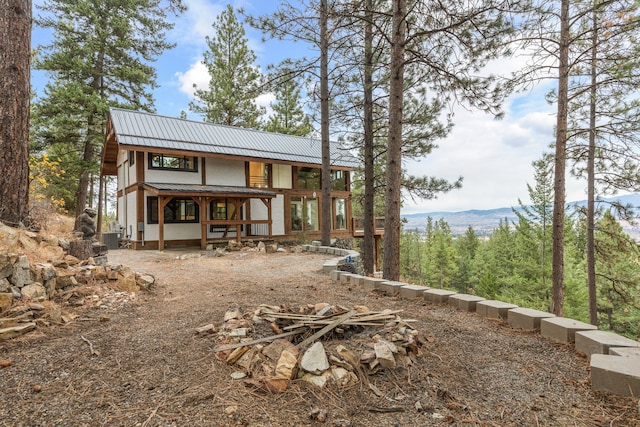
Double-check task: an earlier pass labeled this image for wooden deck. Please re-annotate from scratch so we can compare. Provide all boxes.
[352,217,385,237]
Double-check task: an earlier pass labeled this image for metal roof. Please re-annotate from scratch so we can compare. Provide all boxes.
[109,108,360,169]
[143,183,276,197]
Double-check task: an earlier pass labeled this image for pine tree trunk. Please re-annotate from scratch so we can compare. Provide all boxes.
[551,0,570,317]
[383,0,406,281]
[320,0,331,246]
[362,0,375,275]
[0,0,31,226]
[586,4,598,326]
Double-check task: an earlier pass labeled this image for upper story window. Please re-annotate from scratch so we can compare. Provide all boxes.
[128,150,135,165]
[249,162,270,188]
[297,167,321,189]
[331,170,348,191]
[148,153,198,172]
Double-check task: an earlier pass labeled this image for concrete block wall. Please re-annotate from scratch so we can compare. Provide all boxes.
[304,244,640,397]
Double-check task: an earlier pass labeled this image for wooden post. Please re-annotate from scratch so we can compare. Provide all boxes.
[374,235,381,272]
[158,195,167,251]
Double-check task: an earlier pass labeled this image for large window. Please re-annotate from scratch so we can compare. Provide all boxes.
[148,153,198,172]
[209,199,241,220]
[147,197,199,224]
[334,198,346,229]
[249,162,270,188]
[297,167,321,189]
[290,196,318,231]
[331,170,348,191]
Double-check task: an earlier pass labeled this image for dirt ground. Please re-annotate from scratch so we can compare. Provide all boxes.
[1,248,639,427]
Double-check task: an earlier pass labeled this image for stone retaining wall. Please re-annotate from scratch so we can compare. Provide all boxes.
[304,243,640,398]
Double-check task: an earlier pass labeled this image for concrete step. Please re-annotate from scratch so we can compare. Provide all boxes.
[349,275,365,286]
[590,354,640,397]
[423,289,457,304]
[448,294,485,312]
[378,281,406,296]
[338,273,355,283]
[575,330,640,359]
[540,317,598,343]
[330,270,341,281]
[610,347,640,357]
[476,300,518,319]
[399,285,429,299]
[507,307,555,330]
[361,277,386,291]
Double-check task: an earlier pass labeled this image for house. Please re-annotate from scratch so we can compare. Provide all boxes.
[100,108,360,250]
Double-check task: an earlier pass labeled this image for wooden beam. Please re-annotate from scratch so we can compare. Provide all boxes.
[212,328,305,352]
[297,310,357,349]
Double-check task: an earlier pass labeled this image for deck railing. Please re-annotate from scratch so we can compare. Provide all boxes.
[352,217,385,236]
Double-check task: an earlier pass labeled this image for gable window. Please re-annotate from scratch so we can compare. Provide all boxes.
[147,197,199,224]
[249,162,270,188]
[297,167,321,189]
[148,153,198,172]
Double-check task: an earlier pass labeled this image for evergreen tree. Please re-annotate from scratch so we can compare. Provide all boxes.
[190,4,264,128]
[0,0,30,226]
[263,75,313,136]
[32,0,182,215]
[453,226,480,292]
[594,211,640,337]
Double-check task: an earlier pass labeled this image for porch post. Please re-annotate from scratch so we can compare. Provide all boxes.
[374,235,381,272]
[158,195,168,251]
[195,197,207,250]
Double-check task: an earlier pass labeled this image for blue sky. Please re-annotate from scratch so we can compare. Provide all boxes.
[31,0,590,214]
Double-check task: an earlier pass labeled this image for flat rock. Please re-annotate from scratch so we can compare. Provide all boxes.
[374,340,396,369]
[300,342,329,375]
[0,322,36,340]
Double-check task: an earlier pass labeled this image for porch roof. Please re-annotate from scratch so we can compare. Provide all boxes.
[142,183,277,199]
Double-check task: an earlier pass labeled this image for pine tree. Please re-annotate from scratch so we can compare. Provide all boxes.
[190,4,264,128]
[263,76,313,136]
[32,0,182,215]
[0,0,31,226]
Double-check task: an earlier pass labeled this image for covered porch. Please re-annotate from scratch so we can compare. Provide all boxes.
[142,183,276,250]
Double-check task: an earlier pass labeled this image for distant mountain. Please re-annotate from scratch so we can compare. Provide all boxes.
[402,193,640,238]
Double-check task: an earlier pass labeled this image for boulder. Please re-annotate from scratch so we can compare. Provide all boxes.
[263,339,299,362]
[21,283,47,301]
[0,254,14,279]
[135,273,155,290]
[374,340,397,369]
[0,278,10,293]
[266,244,278,254]
[275,349,298,379]
[10,255,32,288]
[300,342,330,375]
[0,292,13,313]
[0,222,17,243]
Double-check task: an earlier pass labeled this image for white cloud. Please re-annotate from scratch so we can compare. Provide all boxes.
[170,0,223,46]
[175,60,210,97]
[402,93,565,214]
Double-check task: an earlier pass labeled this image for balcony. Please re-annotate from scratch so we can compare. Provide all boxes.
[352,217,385,237]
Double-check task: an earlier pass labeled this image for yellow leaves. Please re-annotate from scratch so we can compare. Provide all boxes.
[29,154,66,211]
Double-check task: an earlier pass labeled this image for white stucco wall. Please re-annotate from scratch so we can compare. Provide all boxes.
[205,158,246,186]
[145,169,201,184]
[273,164,292,189]
[272,194,285,236]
